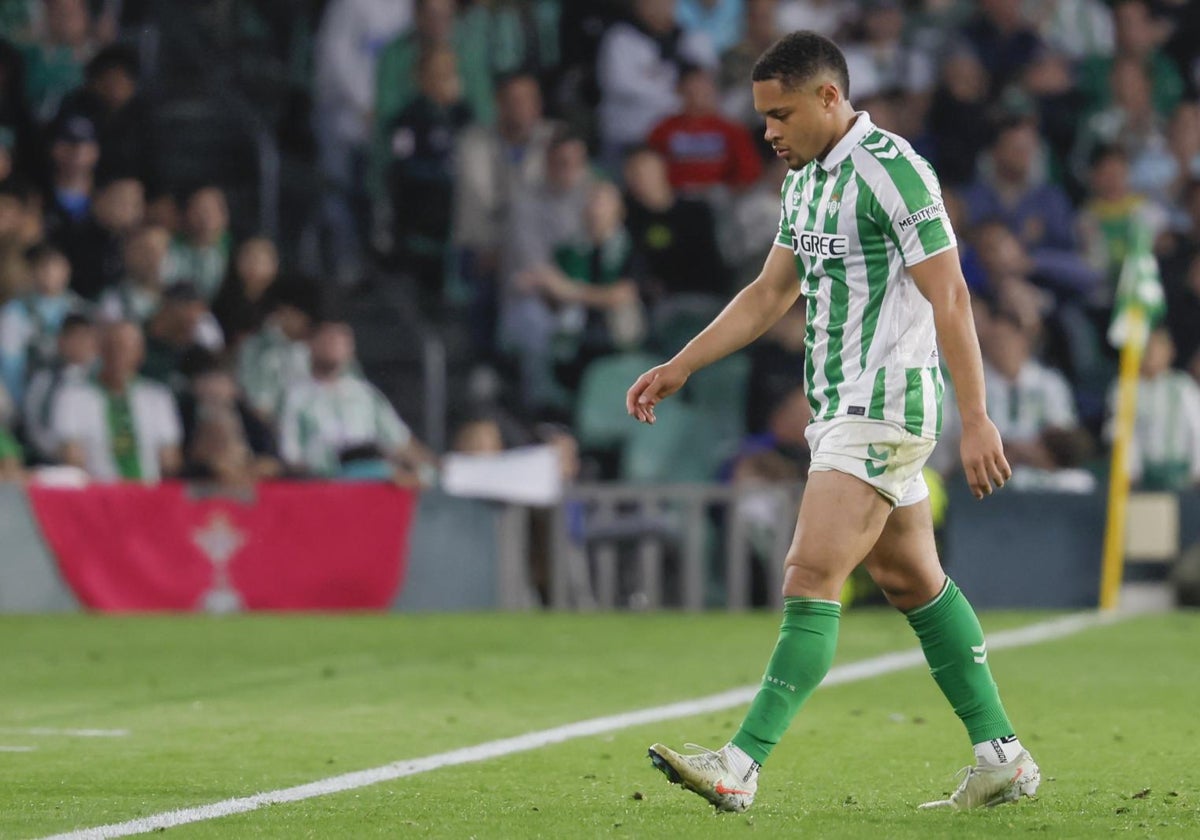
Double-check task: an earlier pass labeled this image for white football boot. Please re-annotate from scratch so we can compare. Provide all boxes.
[648,742,757,813]
[920,750,1041,809]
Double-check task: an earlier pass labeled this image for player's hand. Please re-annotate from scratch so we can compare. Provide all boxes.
[959,416,1012,500]
[626,361,690,425]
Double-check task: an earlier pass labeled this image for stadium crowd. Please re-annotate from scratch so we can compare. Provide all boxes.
[0,0,1195,493]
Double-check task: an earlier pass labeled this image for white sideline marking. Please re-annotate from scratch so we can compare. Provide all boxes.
[41,611,1120,840]
[0,745,36,752]
[1,728,129,738]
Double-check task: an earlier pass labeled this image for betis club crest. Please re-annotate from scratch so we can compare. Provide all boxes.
[193,511,246,614]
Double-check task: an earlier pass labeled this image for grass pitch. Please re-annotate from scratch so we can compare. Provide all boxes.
[2,609,1198,838]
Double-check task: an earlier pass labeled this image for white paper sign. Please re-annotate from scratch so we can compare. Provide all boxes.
[439,444,563,506]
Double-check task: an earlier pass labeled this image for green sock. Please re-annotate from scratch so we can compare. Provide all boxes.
[731,597,841,765]
[906,578,1013,744]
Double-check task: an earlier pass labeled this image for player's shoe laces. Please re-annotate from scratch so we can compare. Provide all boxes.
[919,750,1040,810]
[647,742,757,813]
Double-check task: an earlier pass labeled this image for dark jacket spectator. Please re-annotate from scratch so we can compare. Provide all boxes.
[961,0,1043,97]
[59,175,143,300]
[210,237,281,349]
[622,146,728,298]
[56,44,155,187]
[926,48,993,186]
[42,112,100,241]
[386,46,472,296]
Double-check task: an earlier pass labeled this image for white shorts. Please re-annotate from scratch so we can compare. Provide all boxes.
[804,417,937,508]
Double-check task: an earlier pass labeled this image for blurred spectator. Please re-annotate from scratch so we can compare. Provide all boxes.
[96,222,166,322]
[1023,0,1114,60]
[963,116,1077,253]
[374,0,493,140]
[1016,47,1088,174]
[178,352,280,485]
[278,318,433,481]
[0,179,44,250]
[1078,0,1182,119]
[962,0,1043,97]
[0,242,86,401]
[719,0,780,127]
[313,0,413,285]
[501,130,594,281]
[453,72,558,351]
[595,0,717,166]
[210,236,280,349]
[677,0,744,55]
[1108,328,1200,490]
[775,0,850,38]
[384,45,471,307]
[647,65,762,194]
[22,309,93,461]
[970,221,1056,327]
[622,146,728,298]
[1166,251,1200,380]
[926,47,993,186]
[517,181,647,399]
[20,0,93,122]
[51,319,182,482]
[842,0,935,105]
[720,157,787,287]
[55,44,152,185]
[60,174,142,299]
[1071,57,1165,186]
[499,129,597,397]
[237,281,317,421]
[745,298,804,434]
[140,282,223,391]
[43,111,99,239]
[99,226,224,347]
[1078,145,1168,305]
[982,310,1086,470]
[727,384,812,480]
[164,186,232,301]
[1129,102,1200,222]
[1159,178,1200,281]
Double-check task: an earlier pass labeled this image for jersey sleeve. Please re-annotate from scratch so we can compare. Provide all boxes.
[774,173,794,250]
[858,145,956,267]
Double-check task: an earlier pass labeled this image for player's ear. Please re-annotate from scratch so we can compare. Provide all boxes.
[818,81,839,109]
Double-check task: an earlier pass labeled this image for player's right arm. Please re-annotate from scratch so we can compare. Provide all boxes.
[626,245,800,424]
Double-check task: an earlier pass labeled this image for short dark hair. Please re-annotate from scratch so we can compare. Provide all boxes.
[1089,143,1127,169]
[25,242,66,266]
[60,312,93,334]
[752,31,850,99]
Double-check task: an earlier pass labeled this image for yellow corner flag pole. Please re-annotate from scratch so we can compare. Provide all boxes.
[1099,305,1144,611]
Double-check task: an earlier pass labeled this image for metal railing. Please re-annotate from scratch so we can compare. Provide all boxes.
[490,482,805,611]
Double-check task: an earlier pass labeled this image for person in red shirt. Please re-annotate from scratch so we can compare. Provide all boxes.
[647,65,762,194]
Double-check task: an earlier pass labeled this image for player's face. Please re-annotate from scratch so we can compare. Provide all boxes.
[753,77,840,170]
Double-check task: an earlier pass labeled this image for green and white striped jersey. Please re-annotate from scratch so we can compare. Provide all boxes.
[1109,371,1200,487]
[775,111,955,439]
[278,373,411,476]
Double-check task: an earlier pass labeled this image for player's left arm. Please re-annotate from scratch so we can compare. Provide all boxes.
[910,250,1011,500]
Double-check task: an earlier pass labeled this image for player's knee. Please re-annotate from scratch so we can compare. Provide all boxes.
[781,557,843,600]
[869,565,940,612]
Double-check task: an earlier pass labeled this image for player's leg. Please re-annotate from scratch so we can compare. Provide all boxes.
[730,469,892,760]
[649,469,891,811]
[864,496,1040,808]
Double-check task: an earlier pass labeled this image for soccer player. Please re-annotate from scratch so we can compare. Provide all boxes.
[626,31,1040,813]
